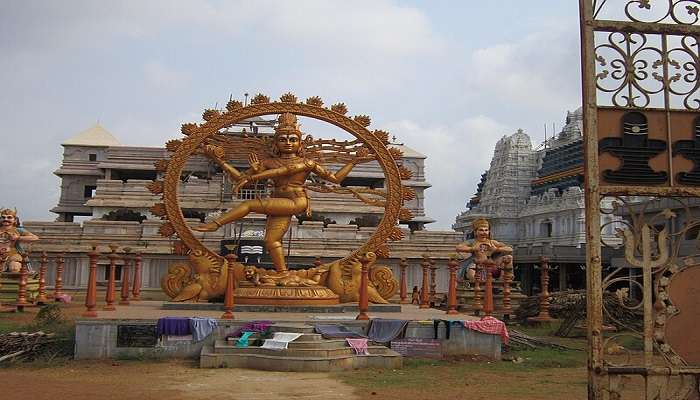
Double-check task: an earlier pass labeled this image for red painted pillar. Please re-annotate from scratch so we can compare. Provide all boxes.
[528,256,554,323]
[119,248,131,306]
[501,256,514,320]
[484,269,494,317]
[54,252,65,301]
[399,258,408,304]
[446,256,459,315]
[103,244,118,311]
[429,257,437,306]
[16,253,29,312]
[36,251,49,305]
[82,246,99,318]
[131,252,142,301]
[420,254,430,309]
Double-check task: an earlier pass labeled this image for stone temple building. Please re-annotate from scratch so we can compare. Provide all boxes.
[453,108,621,294]
[25,119,461,298]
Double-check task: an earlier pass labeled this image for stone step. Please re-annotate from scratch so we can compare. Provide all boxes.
[200,344,402,371]
[222,338,374,350]
[227,332,323,345]
[268,324,316,334]
[214,340,392,357]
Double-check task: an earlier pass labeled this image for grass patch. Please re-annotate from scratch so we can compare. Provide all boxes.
[337,347,586,392]
[0,304,76,367]
[0,319,27,334]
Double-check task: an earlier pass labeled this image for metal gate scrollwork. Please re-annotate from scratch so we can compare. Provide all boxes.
[580,1,700,398]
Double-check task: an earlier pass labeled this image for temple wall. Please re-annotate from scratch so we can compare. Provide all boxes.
[23,220,462,294]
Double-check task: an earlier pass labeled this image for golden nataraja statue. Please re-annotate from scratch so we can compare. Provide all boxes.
[194,113,369,275]
[155,93,411,303]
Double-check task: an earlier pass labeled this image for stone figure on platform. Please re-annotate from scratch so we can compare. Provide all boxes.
[0,208,39,273]
[456,218,512,284]
[193,113,370,277]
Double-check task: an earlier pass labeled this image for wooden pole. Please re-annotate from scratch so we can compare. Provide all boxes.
[429,257,437,306]
[36,251,48,305]
[16,253,29,312]
[119,247,131,305]
[103,244,118,311]
[356,253,372,321]
[399,258,408,304]
[446,255,458,315]
[82,246,99,318]
[131,252,142,301]
[221,254,237,319]
[420,254,430,309]
[54,252,65,301]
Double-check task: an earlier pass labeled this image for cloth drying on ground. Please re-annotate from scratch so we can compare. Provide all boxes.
[227,320,273,339]
[462,316,509,344]
[314,324,366,339]
[346,338,370,355]
[189,317,218,342]
[236,331,255,348]
[156,317,192,337]
[367,319,409,343]
[261,332,303,350]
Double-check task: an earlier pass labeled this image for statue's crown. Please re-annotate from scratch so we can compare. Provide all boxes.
[275,113,301,136]
[0,208,17,217]
[471,218,489,231]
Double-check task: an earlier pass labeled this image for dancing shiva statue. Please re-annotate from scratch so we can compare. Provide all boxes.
[155,93,413,304]
[193,112,370,276]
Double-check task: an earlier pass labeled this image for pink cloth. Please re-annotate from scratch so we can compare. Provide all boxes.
[346,338,369,355]
[463,316,509,344]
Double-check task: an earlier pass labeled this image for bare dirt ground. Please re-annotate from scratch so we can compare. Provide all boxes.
[0,360,359,400]
[1,302,593,400]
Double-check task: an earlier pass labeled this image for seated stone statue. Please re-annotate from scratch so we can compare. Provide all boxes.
[0,208,39,273]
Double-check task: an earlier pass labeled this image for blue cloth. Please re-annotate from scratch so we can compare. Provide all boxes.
[156,317,191,337]
[314,324,366,339]
[236,331,255,348]
[189,317,218,342]
[367,319,409,343]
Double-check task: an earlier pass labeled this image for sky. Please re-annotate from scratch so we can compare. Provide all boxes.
[0,1,583,229]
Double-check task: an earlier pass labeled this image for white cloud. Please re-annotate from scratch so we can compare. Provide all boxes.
[464,23,581,116]
[383,116,511,230]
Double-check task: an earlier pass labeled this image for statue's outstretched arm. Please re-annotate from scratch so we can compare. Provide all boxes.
[203,145,246,180]
[232,165,291,193]
[20,231,39,242]
[456,242,475,254]
[312,161,357,184]
[493,240,513,253]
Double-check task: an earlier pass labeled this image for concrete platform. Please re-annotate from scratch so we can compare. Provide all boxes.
[73,301,503,368]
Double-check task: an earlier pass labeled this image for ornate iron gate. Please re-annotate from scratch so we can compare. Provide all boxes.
[580,1,700,398]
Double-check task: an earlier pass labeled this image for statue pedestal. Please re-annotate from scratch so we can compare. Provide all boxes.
[1,272,40,304]
[234,282,340,305]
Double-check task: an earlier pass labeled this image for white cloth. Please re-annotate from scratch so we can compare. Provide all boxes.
[261,332,303,350]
